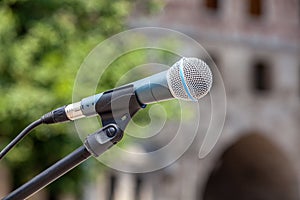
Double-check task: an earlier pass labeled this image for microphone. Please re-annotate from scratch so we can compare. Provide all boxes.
[41,57,212,124]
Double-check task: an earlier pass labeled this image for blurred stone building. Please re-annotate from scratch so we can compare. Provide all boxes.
[87,0,300,200]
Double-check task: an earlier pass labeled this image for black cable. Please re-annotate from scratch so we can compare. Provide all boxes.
[0,105,70,161]
[0,119,43,161]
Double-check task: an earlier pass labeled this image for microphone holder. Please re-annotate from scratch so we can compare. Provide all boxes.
[2,85,145,200]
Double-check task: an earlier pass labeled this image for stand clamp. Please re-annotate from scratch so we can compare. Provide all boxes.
[84,124,123,157]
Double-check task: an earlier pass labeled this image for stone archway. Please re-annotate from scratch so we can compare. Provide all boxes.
[201,133,299,200]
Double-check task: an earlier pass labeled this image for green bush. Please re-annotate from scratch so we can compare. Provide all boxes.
[0,0,133,197]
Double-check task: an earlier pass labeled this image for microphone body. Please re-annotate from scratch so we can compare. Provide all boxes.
[41,57,212,124]
[64,70,171,121]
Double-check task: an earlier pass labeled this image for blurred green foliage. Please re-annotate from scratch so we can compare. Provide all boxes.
[0,0,180,198]
[0,0,134,198]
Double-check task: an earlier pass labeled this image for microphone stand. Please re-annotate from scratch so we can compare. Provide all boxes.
[2,85,144,200]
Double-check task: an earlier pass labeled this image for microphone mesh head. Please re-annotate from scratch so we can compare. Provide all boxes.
[167,57,212,101]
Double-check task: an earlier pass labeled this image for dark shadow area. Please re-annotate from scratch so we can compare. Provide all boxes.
[248,0,263,17]
[201,133,299,200]
[252,60,272,92]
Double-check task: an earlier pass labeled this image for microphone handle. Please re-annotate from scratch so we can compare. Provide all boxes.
[133,70,173,104]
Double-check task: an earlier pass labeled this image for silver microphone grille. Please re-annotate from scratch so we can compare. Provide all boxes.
[167,57,212,101]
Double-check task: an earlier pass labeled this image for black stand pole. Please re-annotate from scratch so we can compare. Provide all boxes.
[3,146,91,200]
[2,124,124,200]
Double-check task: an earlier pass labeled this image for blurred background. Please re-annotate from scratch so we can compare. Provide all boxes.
[0,0,299,200]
